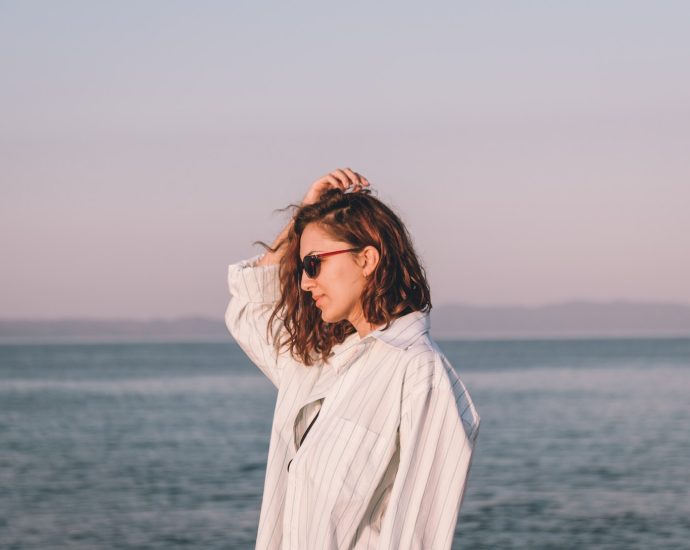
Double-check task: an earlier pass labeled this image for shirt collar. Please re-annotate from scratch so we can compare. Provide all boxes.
[326,310,430,374]
[337,311,430,352]
[364,309,430,350]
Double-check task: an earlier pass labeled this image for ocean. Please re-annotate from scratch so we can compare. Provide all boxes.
[1,338,689,549]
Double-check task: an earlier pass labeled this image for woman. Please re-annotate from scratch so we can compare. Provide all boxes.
[225,168,480,550]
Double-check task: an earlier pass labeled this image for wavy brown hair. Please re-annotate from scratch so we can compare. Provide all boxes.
[256,187,431,366]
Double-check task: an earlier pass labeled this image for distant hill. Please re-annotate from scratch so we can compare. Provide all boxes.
[1,301,690,344]
[0,317,227,344]
[431,300,690,339]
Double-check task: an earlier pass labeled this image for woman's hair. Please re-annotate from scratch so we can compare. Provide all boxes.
[256,187,431,366]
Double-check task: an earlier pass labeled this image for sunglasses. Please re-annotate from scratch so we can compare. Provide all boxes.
[298,247,363,279]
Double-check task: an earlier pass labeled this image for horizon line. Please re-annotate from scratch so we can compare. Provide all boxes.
[2,298,690,323]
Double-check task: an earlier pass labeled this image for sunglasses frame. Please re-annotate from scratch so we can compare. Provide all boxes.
[298,247,363,279]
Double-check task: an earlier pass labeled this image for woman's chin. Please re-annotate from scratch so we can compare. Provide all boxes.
[319,309,343,324]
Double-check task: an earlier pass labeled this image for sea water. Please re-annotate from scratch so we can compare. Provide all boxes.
[1,338,689,549]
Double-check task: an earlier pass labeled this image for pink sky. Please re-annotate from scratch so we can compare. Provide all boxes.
[1,2,689,319]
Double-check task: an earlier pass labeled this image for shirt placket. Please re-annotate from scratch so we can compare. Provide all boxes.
[283,341,369,549]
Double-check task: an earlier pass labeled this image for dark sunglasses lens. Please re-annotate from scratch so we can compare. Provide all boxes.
[304,256,319,278]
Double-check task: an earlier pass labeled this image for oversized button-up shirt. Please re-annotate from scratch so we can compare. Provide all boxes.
[225,254,481,549]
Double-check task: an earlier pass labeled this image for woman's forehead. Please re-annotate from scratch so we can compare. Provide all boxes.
[300,224,345,255]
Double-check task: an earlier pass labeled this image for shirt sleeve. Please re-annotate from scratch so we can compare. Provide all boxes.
[224,253,297,388]
[377,374,481,550]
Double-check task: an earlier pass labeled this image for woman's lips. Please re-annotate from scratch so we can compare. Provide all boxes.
[314,295,324,307]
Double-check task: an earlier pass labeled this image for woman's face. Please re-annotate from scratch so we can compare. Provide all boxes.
[299,223,368,328]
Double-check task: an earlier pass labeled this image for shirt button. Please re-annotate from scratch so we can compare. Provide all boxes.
[287,459,293,472]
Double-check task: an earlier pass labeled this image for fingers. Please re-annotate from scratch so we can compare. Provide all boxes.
[322,174,342,189]
[343,168,369,191]
[328,167,370,191]
[308,168,370,206]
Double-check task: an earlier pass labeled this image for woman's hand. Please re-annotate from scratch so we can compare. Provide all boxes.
[301,168,370,206]
[257,168,371,266]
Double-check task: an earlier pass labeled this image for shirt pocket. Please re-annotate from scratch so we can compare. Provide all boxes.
[307,416,387,504]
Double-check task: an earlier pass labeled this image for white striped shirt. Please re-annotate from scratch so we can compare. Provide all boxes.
[225,254,481,549]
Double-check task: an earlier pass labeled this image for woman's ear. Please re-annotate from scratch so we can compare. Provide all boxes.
[361,246,380,277]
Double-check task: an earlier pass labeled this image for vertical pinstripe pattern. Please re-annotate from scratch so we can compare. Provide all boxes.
[226,254,481,549]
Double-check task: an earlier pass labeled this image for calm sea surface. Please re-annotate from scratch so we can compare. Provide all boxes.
[1,338,689,549]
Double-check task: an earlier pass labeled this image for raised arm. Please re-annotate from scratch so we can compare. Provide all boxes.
[225,168,370,387]
[256,219,292,267]
[225,248,293,388]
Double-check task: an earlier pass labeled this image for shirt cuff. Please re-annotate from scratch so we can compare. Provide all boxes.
[227,253,282,303]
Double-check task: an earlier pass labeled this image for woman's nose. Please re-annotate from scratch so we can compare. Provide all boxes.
[300,270,314,291]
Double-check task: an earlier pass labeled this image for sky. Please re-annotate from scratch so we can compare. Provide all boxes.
[1,1,689,319]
